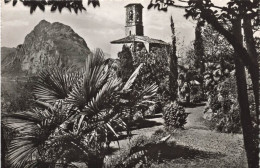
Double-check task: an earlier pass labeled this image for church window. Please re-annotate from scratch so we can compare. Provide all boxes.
[129,10,133,21]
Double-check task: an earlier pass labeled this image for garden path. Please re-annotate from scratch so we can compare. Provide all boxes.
[108,103,248,168]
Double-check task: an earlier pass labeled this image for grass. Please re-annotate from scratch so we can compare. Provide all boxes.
[108,102,247,168]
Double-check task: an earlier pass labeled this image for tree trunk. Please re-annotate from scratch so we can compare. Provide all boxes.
[169,16,179,101]
[243,17,259,126]
[232,19,259,168]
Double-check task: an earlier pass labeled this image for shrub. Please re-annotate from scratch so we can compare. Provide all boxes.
[206,75,243,133]
[163,102,189,130]
[210,103,242,133]
[133,47,170,106]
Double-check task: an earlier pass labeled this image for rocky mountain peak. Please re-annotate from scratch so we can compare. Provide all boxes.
[2,20,91,76]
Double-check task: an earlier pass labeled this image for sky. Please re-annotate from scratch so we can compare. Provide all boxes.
[1,0,233,58]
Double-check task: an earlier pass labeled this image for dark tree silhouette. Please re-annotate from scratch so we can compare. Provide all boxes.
[169,16,178,101]
[194,20,205,97]
[118,45,134,82]
[4,0,99,14]
[232,18,258,168]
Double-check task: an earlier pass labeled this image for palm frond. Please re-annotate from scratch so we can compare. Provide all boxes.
[7,136,38,168]
[3,109,52,134]
[106,123,119,138]
[4,110,53,167]
[34,67,82,103]
[83,77,122,117]
[76,77,121,132]
[85,48,105,71]
[3,102,72,168]
[67,49,109,110]
[121,63,143,92]
[139,83,158,100]
[136,83,158,107]
[34,100,53,111]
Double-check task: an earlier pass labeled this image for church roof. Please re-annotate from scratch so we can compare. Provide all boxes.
[110,35,169,45]
[125,3,144,8]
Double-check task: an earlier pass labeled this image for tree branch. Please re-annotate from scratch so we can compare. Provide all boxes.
[200,9,257,68]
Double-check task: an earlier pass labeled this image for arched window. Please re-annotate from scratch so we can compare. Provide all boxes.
[129,10,133,21]
[129,31,131,35]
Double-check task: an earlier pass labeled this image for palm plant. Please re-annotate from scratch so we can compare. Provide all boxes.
[3,49,158,168]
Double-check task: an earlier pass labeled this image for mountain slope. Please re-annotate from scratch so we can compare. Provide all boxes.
[1,20,90,76]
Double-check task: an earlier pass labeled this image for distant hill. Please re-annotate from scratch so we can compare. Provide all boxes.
[1,20,91,77]
[1,47,16,62]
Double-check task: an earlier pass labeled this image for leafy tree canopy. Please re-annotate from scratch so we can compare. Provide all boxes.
[4,0,99,14]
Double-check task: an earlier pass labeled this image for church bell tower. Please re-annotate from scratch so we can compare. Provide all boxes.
[125,3,144,36]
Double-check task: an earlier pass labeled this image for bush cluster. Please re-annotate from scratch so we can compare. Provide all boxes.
[210,102,241,133]
[133,47,170,105]
[206,75,242,133]
[163,102,189,130]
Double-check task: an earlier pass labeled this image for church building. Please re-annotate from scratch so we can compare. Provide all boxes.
[111,3,169,53]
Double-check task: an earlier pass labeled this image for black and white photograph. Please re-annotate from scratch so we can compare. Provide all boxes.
[1,0,259,167]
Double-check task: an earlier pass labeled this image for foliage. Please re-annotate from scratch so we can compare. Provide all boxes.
[117,45,134,82]
[116,46,168,121]
[2,49,158,168]
[255,37,260,56]
[1,78,35,113]
[4,0,97,14]
[193,20,205,86]
[206,75,241,133]
[179,23,234,104]
[134,47,169,87]
[106,129,170,168]
[206,72,258,134]
[202,24,234,93]
[178,66,201,104]
[133,47,170,105]
[204,63,232,94]
[163,101,189,130]
[33,67,82,103]
[210,102,241,133]
[194,20,205,71]
[203,24,234,64]
[169,16,178,101]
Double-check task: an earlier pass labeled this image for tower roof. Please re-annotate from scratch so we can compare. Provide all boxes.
[125,3,144,8]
